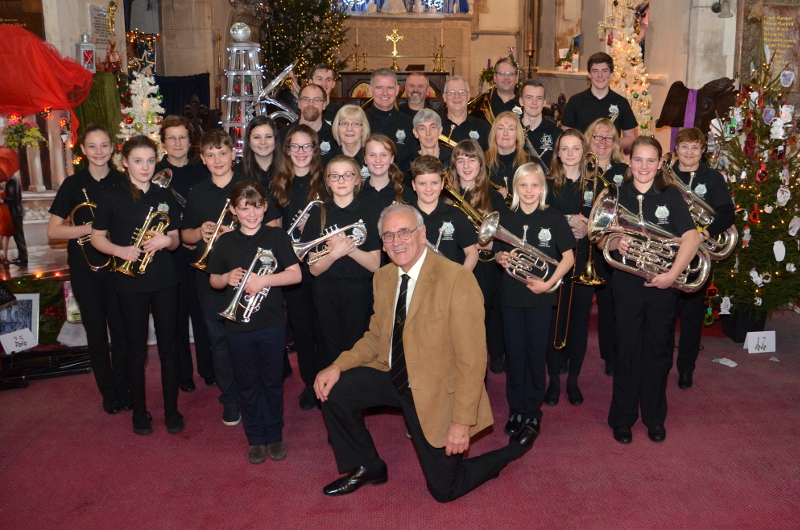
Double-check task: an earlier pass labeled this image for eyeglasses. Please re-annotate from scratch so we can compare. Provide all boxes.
[165,135,188,143]
[380,226,420,243]
[495,71,518,77]
[444,89,468,97]
[289,143,314,152]
[677,144,703,152]
[299,97,324,105]
[327,172,356,182]
[338,121,363,128]
[591,134,615,144]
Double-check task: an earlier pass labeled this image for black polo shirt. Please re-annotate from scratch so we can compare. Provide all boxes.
[672,164,734,236]
[358,179,415,212]
[458,187,508,216]
[413,199,477,264]
[184,172,280,295]
[489,151,530,190]
[604,161,629,186]
[93,184,181,294]
[440,114,491,151]
[496,207,576,308]
[490,88,522,119]
[233,160,276,189]
[398,100,430,119]
[324,146,367,179]
[207,225,299,332]
[609,181,696,266]
[276,173,318,233]
[156,158,210,266]
[300,198,381,281]
[323,102,342,126]
[278,121,336,160]
[561,87,638,134]
[524,119,561,171]
[365,106,418,172]
[49,166,126,270]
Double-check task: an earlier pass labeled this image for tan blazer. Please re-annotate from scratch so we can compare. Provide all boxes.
[334,251,494,448]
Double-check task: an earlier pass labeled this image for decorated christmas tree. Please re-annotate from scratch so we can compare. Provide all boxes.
[260,0,349,79]
[119,71,164,147]
[597,0,653,135]
[709,55,800,316]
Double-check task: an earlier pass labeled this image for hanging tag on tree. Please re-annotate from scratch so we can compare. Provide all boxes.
[756,163,768,182]
[774,240,786,261]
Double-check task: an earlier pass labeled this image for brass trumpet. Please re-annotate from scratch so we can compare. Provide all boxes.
[192,199,234,271]
[663,153,738,260]
[115,207,170,277]
[286,196,323,243]
[292,220,367,265]
[219,248,278,323]
[588,185,711,293]
[478,211,563,293]
[70,188,111,272]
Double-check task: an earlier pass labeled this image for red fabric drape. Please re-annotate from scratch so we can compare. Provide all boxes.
[0,147,19,182]
[0,25,94,144]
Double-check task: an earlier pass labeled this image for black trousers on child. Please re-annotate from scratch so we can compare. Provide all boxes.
[313,277,372,368]
[502,305,552,422]
[175,265,214,381]
[668,273,711,376]
[284,271,326,386]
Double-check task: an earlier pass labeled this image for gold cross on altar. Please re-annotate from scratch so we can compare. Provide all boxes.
[386,29,404,70]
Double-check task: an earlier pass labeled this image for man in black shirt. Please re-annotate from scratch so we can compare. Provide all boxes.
[440,76,491,151]
[519,79,561,171]
[489,58,521,119]
[561,52,638,150]
[399,72,431,119]
[279,83,336,161]
[364,68,418,172]
[309,64,341,125]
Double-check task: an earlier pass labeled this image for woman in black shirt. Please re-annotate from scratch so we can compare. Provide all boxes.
[236,115,280,188]
[485,111,530,199]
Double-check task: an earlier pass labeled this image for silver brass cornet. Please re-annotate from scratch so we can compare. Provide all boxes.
[588,185,711,293]
[70,188,111,272]
[286,197,323,243]
[115,207,170,277]
[478,211,563,293]
[219,248,278,323]
[292,220,367,265]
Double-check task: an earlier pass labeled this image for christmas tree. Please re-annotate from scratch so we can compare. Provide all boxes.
[260,0,349,80]
[597,0,653,135]
[119,71,164,147]
[709,55,800,316]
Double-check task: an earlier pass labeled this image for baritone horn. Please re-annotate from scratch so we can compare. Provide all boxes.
[588,185,711,293]
[115,207,170,277]
[478,211,563,293]
[219,248,278,323]
[192,199,234,271]
[292,220,367,265]
[662,153,738,260]
[70,188,111,272]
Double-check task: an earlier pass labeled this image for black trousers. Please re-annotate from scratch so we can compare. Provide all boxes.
[546,279,594,379]
[9,213,26,262]
[70,263,128,408]
[669,273,711,375]
[175,264,214,381]
[119,287,180,415]
[313,277,372,368]
[608,273,677,429]
[473,259,505,362]
[502,305,552,421]
[284,271,326,386]
[594,247,617,367]
[322,367,524,503]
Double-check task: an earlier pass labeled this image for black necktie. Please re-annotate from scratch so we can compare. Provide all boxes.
[390,274,410,394]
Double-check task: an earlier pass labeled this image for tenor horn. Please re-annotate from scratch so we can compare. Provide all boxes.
[69,188,111,272]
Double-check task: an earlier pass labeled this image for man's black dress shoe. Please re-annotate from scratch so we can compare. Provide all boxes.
[179,379,196,393]
[678,372,693,389]
[323,465,388,497]
[613,426,632,444]
[566,385,583,405]
[509,421,539,449]
[299,386,317,410]
[489,356,505,374]
[204,377,218,387]
[647,425,666,442]
[544,383,559,406]
[120,402,133,411]
[604,362,614,377]
[104,403,122,415]
[504,413,523,436]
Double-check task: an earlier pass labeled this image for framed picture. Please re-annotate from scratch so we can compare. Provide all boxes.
[0,293,40,340]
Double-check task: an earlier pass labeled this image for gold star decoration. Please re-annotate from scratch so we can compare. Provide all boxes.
[749,0,765,21]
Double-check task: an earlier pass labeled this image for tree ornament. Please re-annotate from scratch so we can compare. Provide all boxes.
[788,216,800,237]
[125,116,133,124]
[719,295,732,315]
[756,163,768,182]
[742,225,751,247]
[134,122,144,132]
[774,240,786,261]
[749,204,760,223]
[754,297,763,306]
[777,186,791,206]
[787,263,797,272]
[764,204,773,214]
[706,280,718,298]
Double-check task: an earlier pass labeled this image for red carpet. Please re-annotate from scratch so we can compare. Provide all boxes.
[1,309,798,529]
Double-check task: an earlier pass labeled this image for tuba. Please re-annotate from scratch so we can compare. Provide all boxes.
[292,220,367,265]
[257,60,299,123]
[468,86,495,125]
[70,188,111,272]
[192,199,234,271]
[219,248,278,323]
[663,153,738,260]
[478,211,563,293]
[588,185,711,293]
[286,197,323,243]
[115,207,170,277]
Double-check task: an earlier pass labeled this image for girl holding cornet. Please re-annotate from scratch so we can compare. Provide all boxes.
[208,181,301,463]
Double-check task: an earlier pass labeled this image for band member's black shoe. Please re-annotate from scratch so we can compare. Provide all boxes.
[678,372,693,389]
[647,425,667,443]
[323,465,388,497]
[503,413,523,436]
[179,378,196,393]
[613,426,632,444]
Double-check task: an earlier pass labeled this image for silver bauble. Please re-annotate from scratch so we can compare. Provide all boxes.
[230,23,252,42]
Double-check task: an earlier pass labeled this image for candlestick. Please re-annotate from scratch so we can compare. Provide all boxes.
[356,27,359,46]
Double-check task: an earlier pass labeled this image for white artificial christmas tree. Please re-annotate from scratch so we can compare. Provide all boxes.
[119,71,164,147]
[597,0,653,135]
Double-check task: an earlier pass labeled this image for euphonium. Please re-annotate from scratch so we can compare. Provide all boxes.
[588,185,711,293]
[286,197,323,243]
[478,211,563,293]
[192,199,234,271]
[70,188,111,272]
[292,220,367,265]
[115,207,170,277]
[663,153,738,260]
[219,248,278,323]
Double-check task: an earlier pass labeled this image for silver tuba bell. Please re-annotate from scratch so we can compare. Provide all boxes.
[219,248,278,323]
[478,211,563,293]
[588,184,711,293]
[292,220,367,265]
